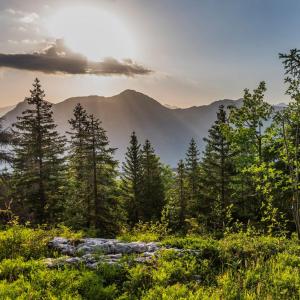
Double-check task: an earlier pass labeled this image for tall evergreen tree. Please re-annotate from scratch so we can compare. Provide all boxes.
[0,120,11,164]
[140,139,165,221]
[121,132,143,226]
[0,120,12,223]
[12,78,65,224]
[161,161,186,232]
[65,103,90,228]
[86,114,120,234]
[176,159,188,230]
[200,105,236,230]
[66,106,121,235]
[185,138,201,215]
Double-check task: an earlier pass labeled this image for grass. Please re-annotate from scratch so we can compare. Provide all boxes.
[0,224,299,299]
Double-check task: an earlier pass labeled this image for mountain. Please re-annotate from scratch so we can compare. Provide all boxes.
[0,90,283,166]
[0,105,16,117]
[163,104,179,109]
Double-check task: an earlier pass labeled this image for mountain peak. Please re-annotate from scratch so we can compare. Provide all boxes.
[0,93,270,166]
[119,89,140,96]
[114,89,164,108]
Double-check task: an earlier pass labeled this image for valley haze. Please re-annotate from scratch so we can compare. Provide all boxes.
[0,89,283,166]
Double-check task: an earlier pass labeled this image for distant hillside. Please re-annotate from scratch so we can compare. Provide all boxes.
[0,90,283,166]
[0,105,16,117]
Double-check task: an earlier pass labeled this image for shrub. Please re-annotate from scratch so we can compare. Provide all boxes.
[118,221,170,242]
[0,224,82,261]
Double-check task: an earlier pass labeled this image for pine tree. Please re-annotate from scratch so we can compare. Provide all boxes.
[200,105,236,230]
[66,106,121,235]
[0,120,12,223]
[176,159,188,230]
[0,120,11,164]
[121,132,143,226]
[86,114,120,234]
[185,138,201,216]
[12,78,65,224]
[65,103,90,228]
[140,139,165,221]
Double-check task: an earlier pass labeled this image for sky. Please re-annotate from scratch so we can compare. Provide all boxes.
[0,0,300,108]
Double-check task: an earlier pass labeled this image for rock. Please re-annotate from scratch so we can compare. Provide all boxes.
[44,258,57,268]
[49,237,76,255]
[47,237,165,269]
[65,257,81,264]
[76,245,93,255]
[50,237,69,245]
[87,262,99,269]
[82,253,96,263]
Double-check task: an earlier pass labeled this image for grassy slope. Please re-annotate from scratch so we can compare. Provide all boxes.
[0,225,299,299]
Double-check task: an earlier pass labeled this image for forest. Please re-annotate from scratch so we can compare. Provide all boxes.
[0,50,300,299]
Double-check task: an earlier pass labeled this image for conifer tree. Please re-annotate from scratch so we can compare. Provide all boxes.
[0,120,12,223]
[161,159,188,232]
[140,139,165,221]
[65,103,90,228]
[0,120,11,164]
[200,105,236,230]
[121,132,143,226]
[66,106,121,234]
[86,114,120,234]
[176,159,188,229]
[12,78,65,224]
[185,138,201,215]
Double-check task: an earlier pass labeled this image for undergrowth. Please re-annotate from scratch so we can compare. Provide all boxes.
[0,224,299,299]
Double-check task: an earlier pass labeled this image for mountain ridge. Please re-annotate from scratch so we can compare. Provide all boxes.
[0,90,282,166]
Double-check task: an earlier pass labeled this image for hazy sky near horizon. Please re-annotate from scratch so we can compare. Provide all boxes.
[0,0,300,107]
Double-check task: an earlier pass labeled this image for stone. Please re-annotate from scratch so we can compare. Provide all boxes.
[65,257,81,264]
[47,237,166,269]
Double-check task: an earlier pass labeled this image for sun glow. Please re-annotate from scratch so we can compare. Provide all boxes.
[45,6,136,61]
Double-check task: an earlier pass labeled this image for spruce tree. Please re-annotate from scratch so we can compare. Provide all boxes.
[0,120,12,223]
[12,78,65,224]
[176,159,188,230]
[185,138,201,216]
[201,105,236,230]
[140,139,165,221]
[66,106,121,234]
[86,114,120,234]
[65,103,90,228]
[0,120,11,164]
[121,132,143,226]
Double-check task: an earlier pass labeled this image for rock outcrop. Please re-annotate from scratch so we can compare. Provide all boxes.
[46,237,161,268]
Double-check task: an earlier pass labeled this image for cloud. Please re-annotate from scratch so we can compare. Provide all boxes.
[18,26,27,32]
[19,12,39,24]
[5,9,39,23]
[5,8,18,15]
[8,39,44,45]
[0,40,152,77]
[88,58,153,76]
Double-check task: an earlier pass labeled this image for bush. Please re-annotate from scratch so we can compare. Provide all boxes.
[0,261,119,299]
[0,224,82,261]
[118,221,170,242]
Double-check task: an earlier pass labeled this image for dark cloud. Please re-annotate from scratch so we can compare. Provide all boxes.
[0,39,152,76]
